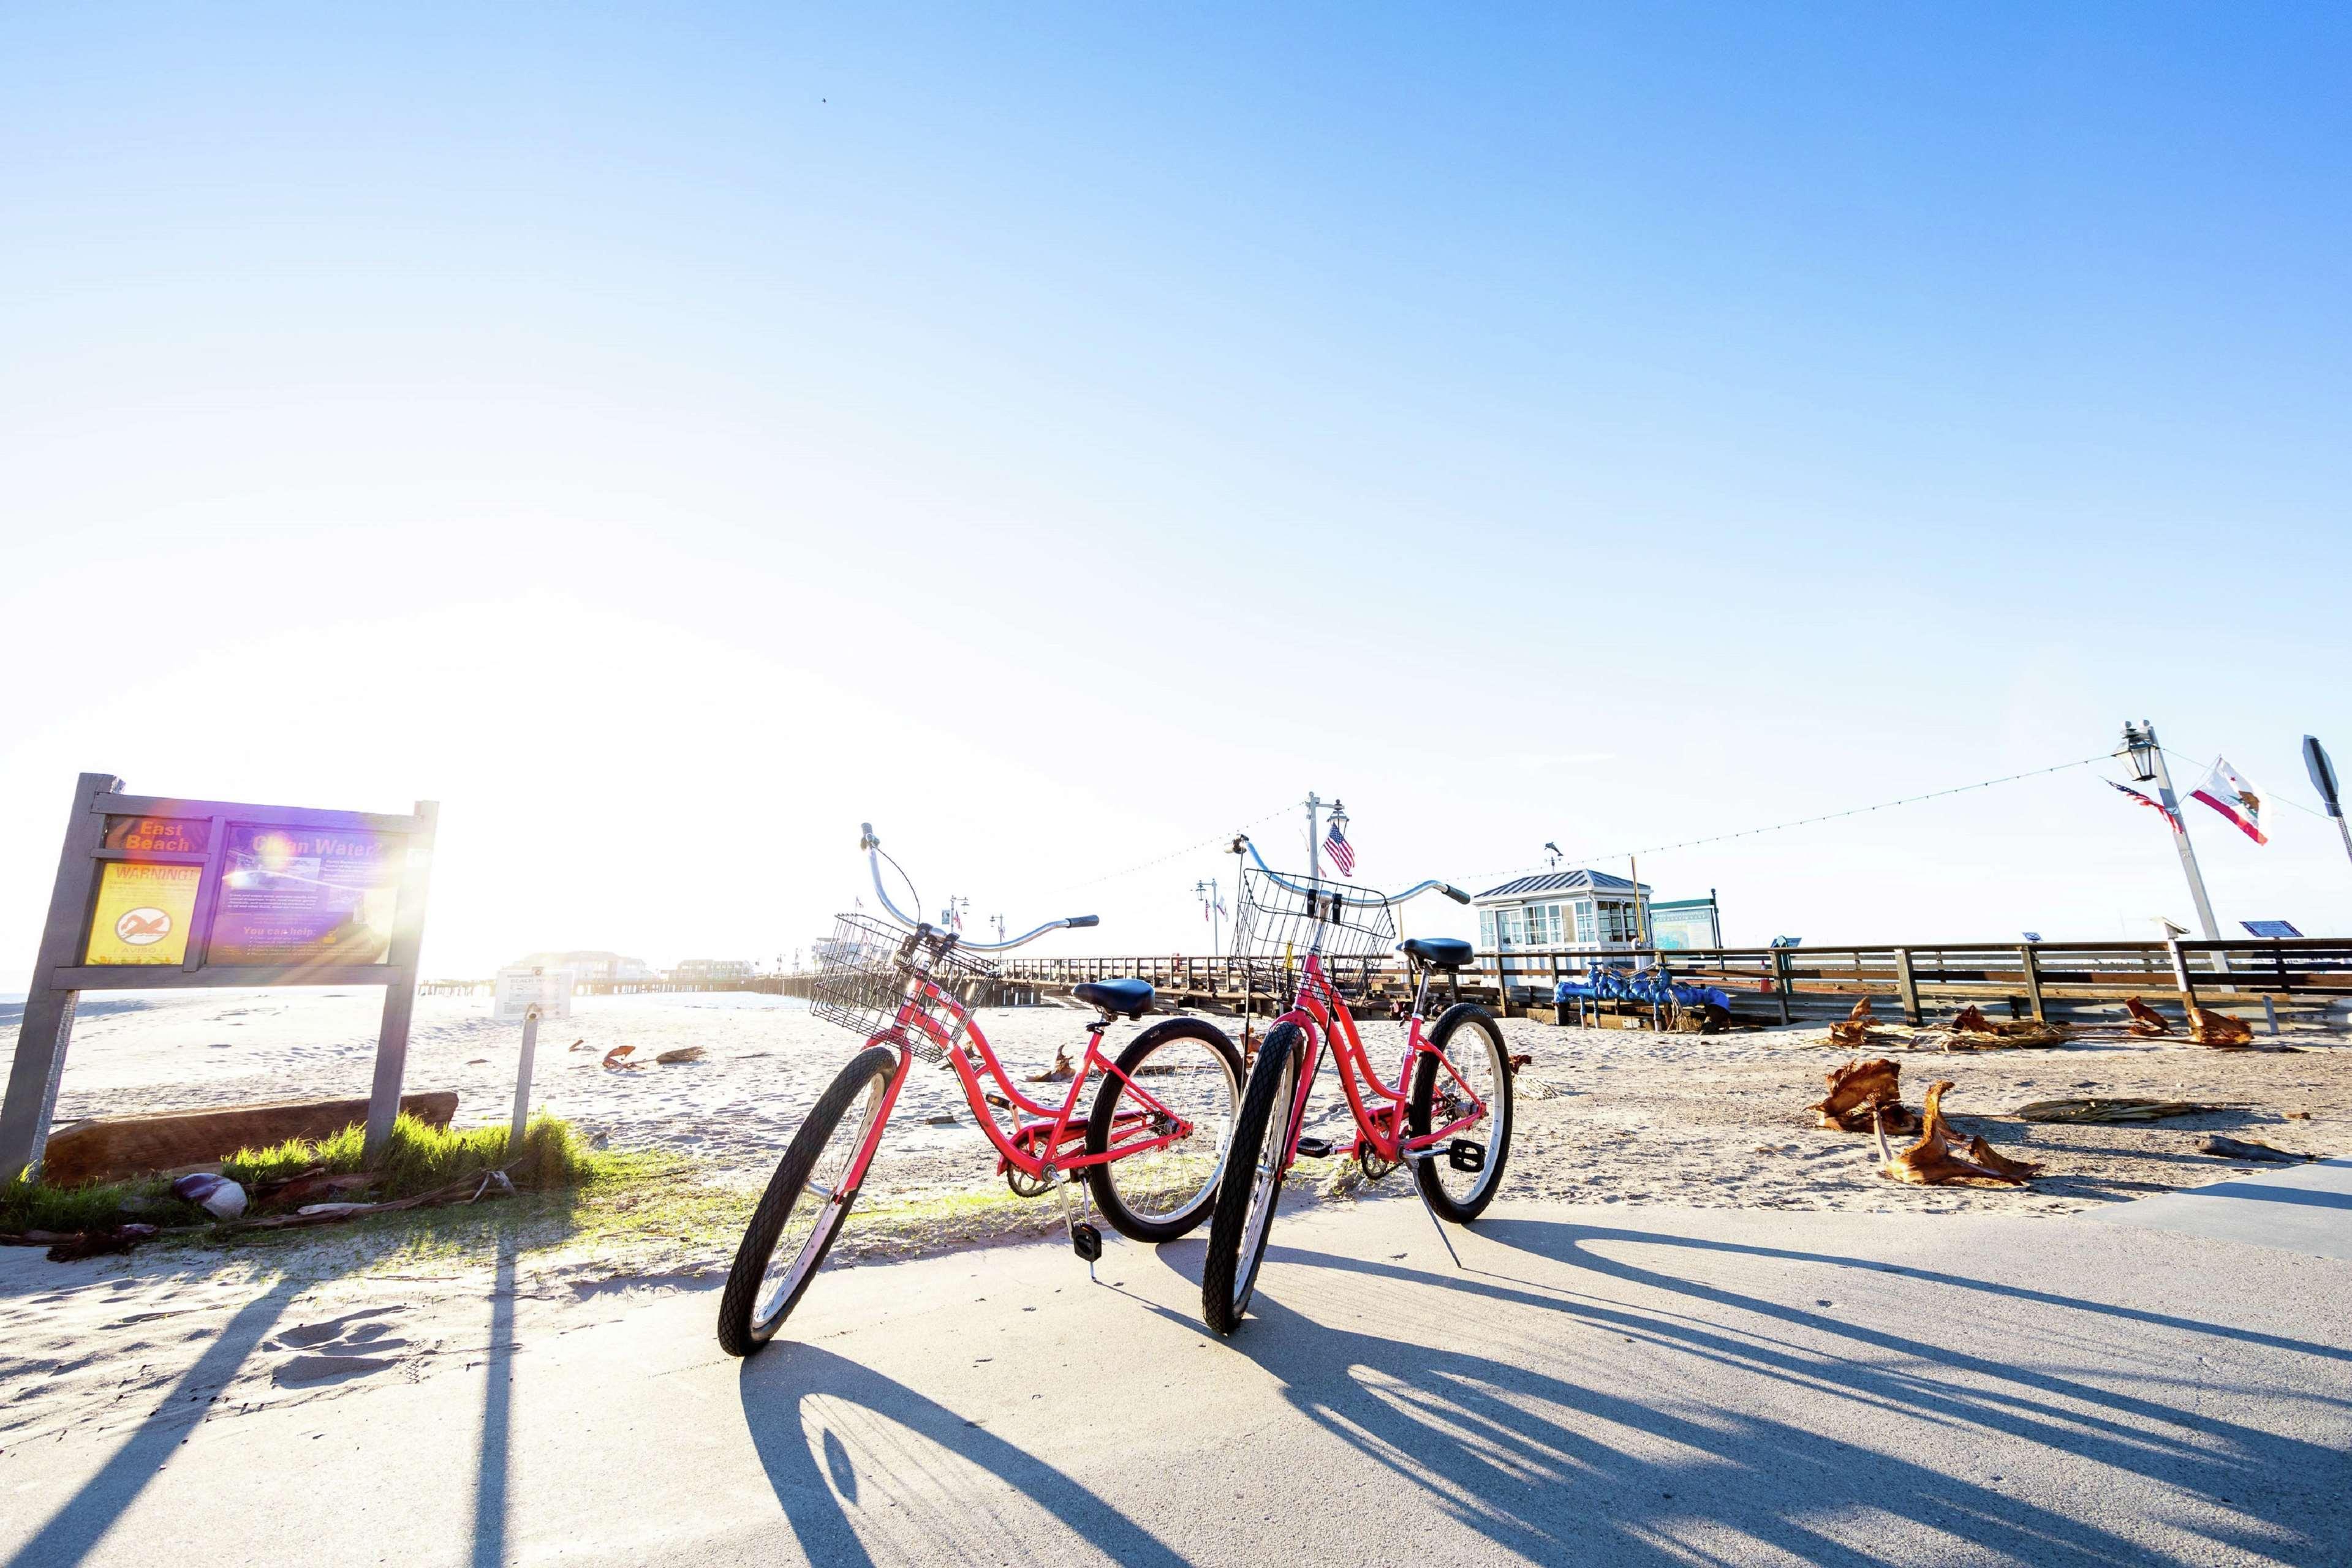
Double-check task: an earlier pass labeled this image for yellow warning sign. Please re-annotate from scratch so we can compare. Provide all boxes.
[85,862,202,965]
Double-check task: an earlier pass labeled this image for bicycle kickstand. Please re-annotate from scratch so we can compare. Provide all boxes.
[1405,1154,1465,1272]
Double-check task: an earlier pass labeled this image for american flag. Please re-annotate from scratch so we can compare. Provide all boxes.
[1322,819,1355,878]
[2104,778,2182,832]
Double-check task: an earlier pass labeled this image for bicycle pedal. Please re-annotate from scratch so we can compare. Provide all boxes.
[1070,1222,1103,1263]
[1293,1136,1334,1159]
[1447,1139,1487,1174]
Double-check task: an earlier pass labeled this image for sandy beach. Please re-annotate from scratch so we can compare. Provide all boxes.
[9,987,2348,1218]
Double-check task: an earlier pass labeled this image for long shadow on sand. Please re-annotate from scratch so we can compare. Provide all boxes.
[1150,1217,2350,1567]
[5,1278,303,1568]
[738,1344,1191,1567]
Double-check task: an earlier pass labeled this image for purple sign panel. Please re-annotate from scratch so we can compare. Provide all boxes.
[207,824,406,965]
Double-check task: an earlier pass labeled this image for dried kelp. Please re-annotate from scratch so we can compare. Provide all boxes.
[2014,1098,2225,1124]
[1810,1055,1919,1135]
[2188,1007,2255,1049]
[1874,1080,2042,1186]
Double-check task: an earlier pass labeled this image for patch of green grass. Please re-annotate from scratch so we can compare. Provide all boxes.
[0,1175,203,1234]
[222,1112,608,1199]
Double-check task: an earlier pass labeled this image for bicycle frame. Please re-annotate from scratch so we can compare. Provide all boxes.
[828,974,1209,1196]
[1268,952,1491,1172]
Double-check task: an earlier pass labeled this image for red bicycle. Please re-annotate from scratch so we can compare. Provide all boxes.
[1200,837,1512,1335]
[719,824,1244,1355]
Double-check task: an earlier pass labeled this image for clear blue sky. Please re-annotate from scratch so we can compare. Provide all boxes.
[3,3,2348,980]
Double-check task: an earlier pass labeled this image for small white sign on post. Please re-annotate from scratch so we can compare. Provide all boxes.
[494,966,573,1023]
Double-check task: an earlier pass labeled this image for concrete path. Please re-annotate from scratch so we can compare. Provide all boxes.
[2082,1155,2352,1261]
[2,1193,2347,1567]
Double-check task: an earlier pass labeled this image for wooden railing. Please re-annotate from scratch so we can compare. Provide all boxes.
[991,939,2352,1024]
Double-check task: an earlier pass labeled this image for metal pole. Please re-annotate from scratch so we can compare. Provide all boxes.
[2304,737,2352,873]
[509,1005,540,1155]
[1305,791,1322,882]
[2144,729,2221,940]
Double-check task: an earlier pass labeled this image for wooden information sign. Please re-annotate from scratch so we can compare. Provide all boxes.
[1,773,437,1180]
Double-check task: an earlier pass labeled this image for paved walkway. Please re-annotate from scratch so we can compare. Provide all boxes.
[2,1190,2347,1567]
[2082,1154,2352,1261]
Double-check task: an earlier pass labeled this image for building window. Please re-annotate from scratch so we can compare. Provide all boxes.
[1479,910,1496,948]
[1574,902,1595,943]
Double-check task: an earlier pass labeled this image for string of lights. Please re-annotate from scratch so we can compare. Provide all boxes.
[1058,801,1295,891]
[1462,753,2115,886]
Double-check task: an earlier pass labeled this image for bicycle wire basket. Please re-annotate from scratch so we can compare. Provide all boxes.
[809,912,999,1062]
[1230,866,1397,1006]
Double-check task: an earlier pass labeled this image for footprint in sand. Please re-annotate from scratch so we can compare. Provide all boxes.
[268,1306,415,1387]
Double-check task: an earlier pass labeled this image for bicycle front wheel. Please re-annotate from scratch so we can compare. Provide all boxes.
[1200,1023,1302,1336]
[1408,1005,1514,1223]
[1085,1017,1244,1243]
[717,1044,899,1356]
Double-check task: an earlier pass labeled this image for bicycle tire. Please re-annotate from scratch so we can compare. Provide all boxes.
[717,1044,899,1357]
[1200,1022,1302,1336]
[1408,1005,1514,1223]
[1084,1017,1244,1243]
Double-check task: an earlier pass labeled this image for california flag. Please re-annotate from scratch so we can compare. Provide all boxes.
[2190,758,2268,845]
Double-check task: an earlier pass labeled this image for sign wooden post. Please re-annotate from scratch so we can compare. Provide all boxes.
[1,773,437,1180]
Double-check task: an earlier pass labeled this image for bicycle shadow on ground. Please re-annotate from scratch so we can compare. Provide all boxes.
[1157,1219,2349,1567]
[736,1343,1192,1568]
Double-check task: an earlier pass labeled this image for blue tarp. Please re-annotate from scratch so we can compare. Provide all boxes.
[1554,965,1730,1012]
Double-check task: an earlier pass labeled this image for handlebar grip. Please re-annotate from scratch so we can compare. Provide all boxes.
[1064,915,1100,929]
[1440,883,1471,905]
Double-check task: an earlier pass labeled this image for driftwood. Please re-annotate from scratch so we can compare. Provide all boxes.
[2202,1135,2312,1164]
[257,1169,378,1207]
[41,1093,458,1186]
[654,1046,707,1065]
[229,1167,513,1231]
[0,1223,165,1261]
[2124,997,2171,1036]
[1874,1080,2041,1186]
[1809,1056,1919,1135]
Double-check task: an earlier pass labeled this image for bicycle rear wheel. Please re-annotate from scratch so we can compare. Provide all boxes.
[1085,1017,1244,1243]
[1200,1023,1302,1336]
[717,1044,899,1356]
[1408,1005,1513,1223]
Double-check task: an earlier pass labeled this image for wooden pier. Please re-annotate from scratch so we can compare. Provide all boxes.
[989,938,2352,1029]
[416,937,2350,1032]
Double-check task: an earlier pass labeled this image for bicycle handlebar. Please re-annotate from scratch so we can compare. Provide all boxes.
[1233,835,1470,907]
[860,824,1098,951]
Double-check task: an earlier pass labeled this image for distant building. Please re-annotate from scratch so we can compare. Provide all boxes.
[671,958,756,982]
[511,949,655,982]
[1475,869,1654,953]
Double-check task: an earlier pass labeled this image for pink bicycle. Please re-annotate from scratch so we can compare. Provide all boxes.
[1200,837,1512,1335]
[718,824,1244,1355]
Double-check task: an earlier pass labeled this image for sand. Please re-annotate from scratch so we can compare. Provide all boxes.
[3,987,2346,1447]
[9,987,2349,1215]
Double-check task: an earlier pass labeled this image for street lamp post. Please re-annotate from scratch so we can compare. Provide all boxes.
[2306,736,2352,874]
[2120,720,2220,940]
[1192,878,1222,955]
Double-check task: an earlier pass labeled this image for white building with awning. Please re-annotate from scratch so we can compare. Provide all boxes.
[1474,869,1654,955]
